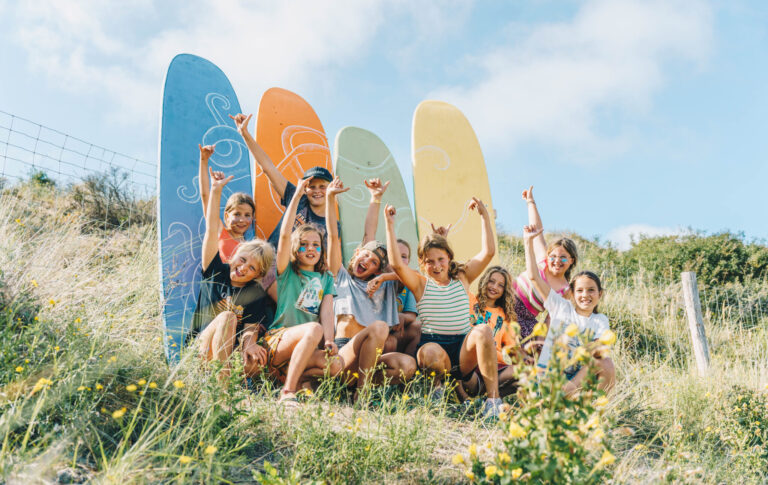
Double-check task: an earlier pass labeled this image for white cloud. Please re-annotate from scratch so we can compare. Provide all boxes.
[9,0,391,124]
[606,223,689,251]
[430,0,713,162]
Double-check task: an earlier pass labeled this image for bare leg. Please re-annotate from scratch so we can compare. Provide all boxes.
[416,342,451,390]
[383,334,398,354]
[197,311,237,382]
[563,357,616,397]
[402,319,421,356]
[377,353,417,385]
[339,320,389,390]
[460,326,499,398]
[271,322,323,400]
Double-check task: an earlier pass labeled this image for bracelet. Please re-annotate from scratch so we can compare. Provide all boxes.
[371,199,382,204]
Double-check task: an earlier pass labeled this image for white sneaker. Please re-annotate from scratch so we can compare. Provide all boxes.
[483,397,503,418]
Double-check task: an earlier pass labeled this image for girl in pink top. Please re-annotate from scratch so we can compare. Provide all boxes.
[513,186,578,339]
[199,144,257,263]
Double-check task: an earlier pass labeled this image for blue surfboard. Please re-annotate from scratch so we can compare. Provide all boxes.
[158,54,252,363]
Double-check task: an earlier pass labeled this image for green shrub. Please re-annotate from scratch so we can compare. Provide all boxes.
[28,170,56,188]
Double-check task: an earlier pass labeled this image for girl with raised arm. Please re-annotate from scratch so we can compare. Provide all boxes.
[523,223,616,396]
[262,177,342,406]
[514,186,579,340]
[326,178,416,400]
[198,144,257,263]
[384,199,503,418]
[193,168,275,384]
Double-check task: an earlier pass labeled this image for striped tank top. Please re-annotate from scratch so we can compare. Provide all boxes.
[513,264,567,317]
[417,278,472,335]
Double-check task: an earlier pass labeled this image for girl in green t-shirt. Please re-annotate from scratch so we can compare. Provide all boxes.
[264,177,342,405]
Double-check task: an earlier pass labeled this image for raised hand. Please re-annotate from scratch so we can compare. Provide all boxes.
[364,178,390,200]
[468,197,489,217]
[326,176,350,197]
[430,222,452,238]
[228,113,253,136]
[199,144,215,161]
[384,204,397,224]
[523,224,543,241]
[522,185,535,203]
[296,176,312,194]
[324,340,338,356]
[209,166,233,191]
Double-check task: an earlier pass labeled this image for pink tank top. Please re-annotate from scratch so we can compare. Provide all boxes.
[218,227,241,263]
[513,261,567,317]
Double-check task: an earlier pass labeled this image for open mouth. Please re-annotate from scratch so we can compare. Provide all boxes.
[355,262,368,275]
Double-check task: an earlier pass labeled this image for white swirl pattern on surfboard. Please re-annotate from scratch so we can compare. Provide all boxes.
[414,145,451,171]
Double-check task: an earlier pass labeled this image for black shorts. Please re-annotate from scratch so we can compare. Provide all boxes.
[417,333,470,379]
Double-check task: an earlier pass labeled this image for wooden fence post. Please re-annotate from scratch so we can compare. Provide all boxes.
[681,271,711,376]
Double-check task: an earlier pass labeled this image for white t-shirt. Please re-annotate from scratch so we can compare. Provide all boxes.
[536,290,610,370]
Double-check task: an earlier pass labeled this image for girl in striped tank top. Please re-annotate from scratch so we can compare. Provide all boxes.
[514,186,578,341]
[384,199,504,418]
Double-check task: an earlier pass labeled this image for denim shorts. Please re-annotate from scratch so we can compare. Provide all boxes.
[334,337,351,350]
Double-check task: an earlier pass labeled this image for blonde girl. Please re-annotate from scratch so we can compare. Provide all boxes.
[384,199,503,418]
[514,186,578,339]
[262,177,342,405]
[199,144,256,263]
[523,223,615,396]
[194,168,275,383]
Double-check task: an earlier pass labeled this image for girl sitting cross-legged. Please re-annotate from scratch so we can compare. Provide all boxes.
[262,177,343,406]
[384,199,503,418]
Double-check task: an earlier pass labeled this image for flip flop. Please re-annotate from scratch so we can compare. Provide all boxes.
[278,395,300,409]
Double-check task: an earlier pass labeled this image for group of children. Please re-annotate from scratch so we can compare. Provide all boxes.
[190,113,616,417]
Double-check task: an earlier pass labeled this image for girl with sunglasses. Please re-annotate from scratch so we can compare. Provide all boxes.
[513,186,579,340]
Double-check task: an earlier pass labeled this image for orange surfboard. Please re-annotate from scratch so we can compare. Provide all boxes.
[254,88,332,240]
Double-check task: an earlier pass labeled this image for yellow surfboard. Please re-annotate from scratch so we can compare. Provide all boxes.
[412,100,500,287]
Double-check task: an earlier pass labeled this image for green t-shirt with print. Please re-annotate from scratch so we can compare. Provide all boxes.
[270,266,336,330]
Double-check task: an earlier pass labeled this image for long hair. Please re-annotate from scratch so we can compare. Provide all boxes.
[547,237,579,281]
[232,239,274,280]
[224,192,256,216]
[476,266,516,321]
[417,233,464,280]
[569,270,603,314]
[289,224,326,275]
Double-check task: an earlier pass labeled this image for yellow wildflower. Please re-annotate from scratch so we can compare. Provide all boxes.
[598,330,616,346]
[511,468,523,479]
[74,317,81,324]
[414,370,420,376]
[95,383,103,391]
[531,322,547,337]
[126,385,137,392]
[108,356,117,362]
[148,382,157,389]
[430,371,436,377]
[173,380,185,389]
[594,396,609,409]
[204,445,217,455]
[54,346,59,351]
[24,359,30,364]
[356,417,363,424]
[138,379,146,386]
[328,412,335,417]
[465,471,475,480]
[77,386,86,391]
[498,451,511,463]
[31,280,38,287]
[101,407,107,414]
[15,366,23,372]
[352,372,359,379]
[178,455,193,465]
[402,394,410,401]
[509,421,527,439]
[484,465,498,478]
[15,218,24,226]
[452,453,464,465]
[565,323,579,337]
[468,443,477,457]
[592,427,605,441]
[112,407,127,419]
[597,450,615,467]
[49,299,56,306]
[705,426,712,432]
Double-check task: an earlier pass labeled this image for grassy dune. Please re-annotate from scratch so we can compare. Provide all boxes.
[1,181,767,484]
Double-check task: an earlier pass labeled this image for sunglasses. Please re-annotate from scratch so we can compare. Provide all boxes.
[549,256,570,264]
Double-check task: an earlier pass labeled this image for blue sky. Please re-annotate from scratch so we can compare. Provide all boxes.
[1,0,766,249]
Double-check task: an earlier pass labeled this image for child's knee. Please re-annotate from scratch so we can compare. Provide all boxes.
[305,322,324,343]
[369,320,389,342]
[417,344,445,370]
[399,355,417,380]
[470,324,493,344]
[598,357,615,380]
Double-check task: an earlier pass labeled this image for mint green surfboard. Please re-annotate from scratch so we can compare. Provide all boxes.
[334,127,418,268]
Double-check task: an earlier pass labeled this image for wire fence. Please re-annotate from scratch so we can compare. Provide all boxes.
[0,110,156,199]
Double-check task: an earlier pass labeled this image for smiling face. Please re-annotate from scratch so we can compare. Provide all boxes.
[224,203,254,237]
[295,230,322,269]
[229,250,262,286]
[350,249,382,280]
[484,271,506,303]
[547,245,573,277]
[421,247,451,282]
[304,178,329,208]
[571,275,602,315]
